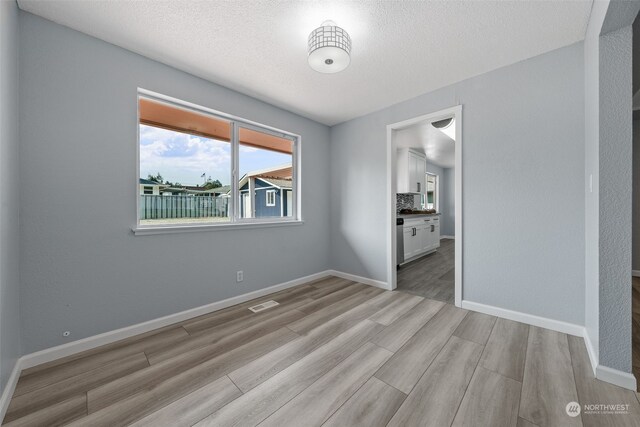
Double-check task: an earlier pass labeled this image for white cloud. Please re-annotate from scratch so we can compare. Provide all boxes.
[240,145,258,153]
[139,125,231,185]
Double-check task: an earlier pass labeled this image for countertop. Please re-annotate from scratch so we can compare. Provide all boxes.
[398,213,441,219]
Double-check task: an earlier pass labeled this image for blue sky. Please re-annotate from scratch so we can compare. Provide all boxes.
[139,124,291,186]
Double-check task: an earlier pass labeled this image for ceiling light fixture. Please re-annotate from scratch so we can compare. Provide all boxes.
[431,118,453,129]
[308,20,351,74]
[432,117,456,140]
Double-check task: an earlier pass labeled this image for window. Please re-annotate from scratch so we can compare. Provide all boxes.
[137,91,300,229]
[266,190,276,206]
[422,173,438,210]
[238,125,294,219]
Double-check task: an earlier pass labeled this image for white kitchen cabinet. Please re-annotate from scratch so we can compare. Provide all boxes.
[402,216,441,263]
[403,226,420,259]
[420,222,433,252]
[397,148,426,194]
[426,218,440,251]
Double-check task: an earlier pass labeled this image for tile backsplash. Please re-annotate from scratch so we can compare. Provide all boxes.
[397,193,418,213]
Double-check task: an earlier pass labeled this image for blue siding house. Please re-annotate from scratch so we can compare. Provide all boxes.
[239,177,292,218]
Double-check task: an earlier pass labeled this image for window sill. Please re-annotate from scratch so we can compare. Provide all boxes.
[132,219,304,236]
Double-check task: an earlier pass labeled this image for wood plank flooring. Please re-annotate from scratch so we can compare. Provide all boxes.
[4,276,640,427]
[397,238,455,303]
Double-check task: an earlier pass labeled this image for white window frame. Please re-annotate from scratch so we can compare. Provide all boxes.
[424,172,438,211]
[266,189,276,206]
[134,89,302,235]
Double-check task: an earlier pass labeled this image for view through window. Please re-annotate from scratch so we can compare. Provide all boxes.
[238,126,293,219]
[423,173,437,210]
[138,95,298,226]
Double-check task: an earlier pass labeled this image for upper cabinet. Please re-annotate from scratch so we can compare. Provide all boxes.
[397,148,426,194]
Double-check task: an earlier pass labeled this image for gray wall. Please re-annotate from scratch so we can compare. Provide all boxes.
[441,168,455,237]
[331,42,586,325]
[633,14,640,272]
[19,12,331,353]
[0,0,21,392]
[634,119,640,272]
[598,25,633,372]
[584,0,640,377]
[425,160,444,178]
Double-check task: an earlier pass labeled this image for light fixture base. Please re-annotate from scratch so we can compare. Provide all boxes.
[308,21,351,74]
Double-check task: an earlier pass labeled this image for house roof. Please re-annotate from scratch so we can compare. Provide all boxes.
[238,164,293,190]
[259,178,292,189]
[139,178,162,186]
[246,164,292,179]
[206,185,231,194]
[161,185,231,195]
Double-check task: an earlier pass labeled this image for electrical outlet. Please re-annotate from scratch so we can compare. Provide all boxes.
[237,271,244,282]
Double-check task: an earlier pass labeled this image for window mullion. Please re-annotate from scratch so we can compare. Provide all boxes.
[231,122,239,222]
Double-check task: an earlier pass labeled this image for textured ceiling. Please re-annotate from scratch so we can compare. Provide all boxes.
[18,0,593,126]
[395,120,456,168]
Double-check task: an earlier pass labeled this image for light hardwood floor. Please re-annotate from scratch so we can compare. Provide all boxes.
[3,276,640,426]
[398,238,454,304]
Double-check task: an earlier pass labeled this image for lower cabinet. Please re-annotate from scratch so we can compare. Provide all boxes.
[403,218,441,262]
[421,224,433,252]
[403,225,422,259]
[422,222,441,252]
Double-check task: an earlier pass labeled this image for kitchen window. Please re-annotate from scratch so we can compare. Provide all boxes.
[422,173,438,210]
[136,90,300,233]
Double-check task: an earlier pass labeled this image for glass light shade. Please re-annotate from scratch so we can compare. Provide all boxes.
[308,21,351,73]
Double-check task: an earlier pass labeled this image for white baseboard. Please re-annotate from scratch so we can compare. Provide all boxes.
[20,270,333,370]
[328,270,389,290]
[632,270,640,277]
[0,359,22,423]
[583,331,598,376]
[596,365,637,391]
[461,300,584,337]
[17,269,386,372]
[462,300,637,391]
[441,235,455,239]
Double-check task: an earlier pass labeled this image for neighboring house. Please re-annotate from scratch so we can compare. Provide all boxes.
[240,177,292,218]
[140,180,231,197]
[206,185,231,197]
[237,165,293,218]
[139,178,164,195]
[183,185,231,197]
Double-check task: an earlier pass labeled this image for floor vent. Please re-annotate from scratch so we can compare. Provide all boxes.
[248,300,279,313]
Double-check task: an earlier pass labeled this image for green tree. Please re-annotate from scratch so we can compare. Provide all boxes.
[147,172,164,184]
[203,179,222,190]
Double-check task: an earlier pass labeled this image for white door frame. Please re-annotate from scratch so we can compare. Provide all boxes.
[386,105,463,307]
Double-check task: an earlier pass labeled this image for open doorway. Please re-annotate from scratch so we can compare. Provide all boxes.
[386,106,462,307]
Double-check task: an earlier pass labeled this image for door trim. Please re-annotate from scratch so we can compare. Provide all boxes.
[386,105,463,307]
